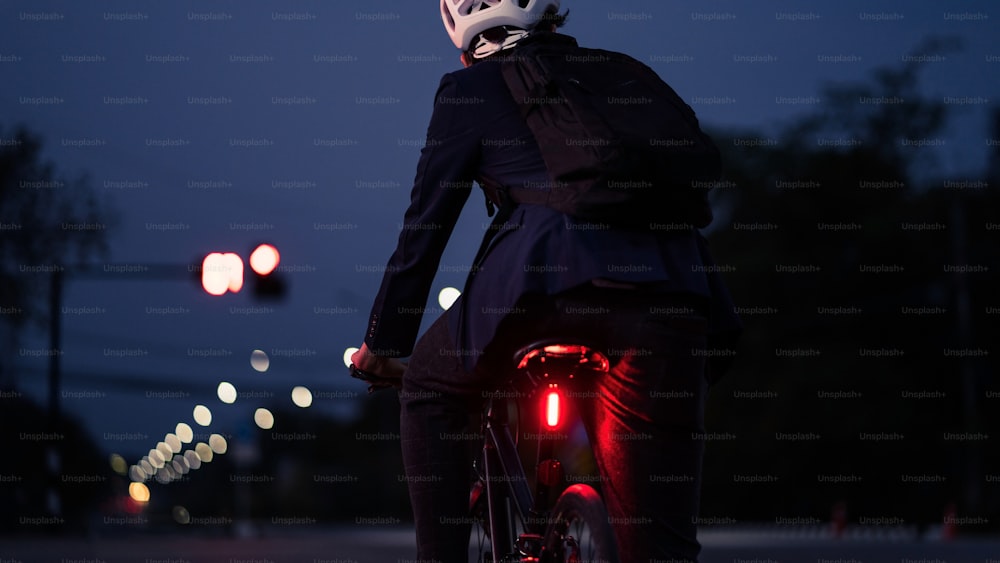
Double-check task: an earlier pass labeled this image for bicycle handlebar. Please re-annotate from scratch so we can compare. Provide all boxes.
[348,364,402,394]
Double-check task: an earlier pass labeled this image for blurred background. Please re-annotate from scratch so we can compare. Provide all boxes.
[1,0,998,560]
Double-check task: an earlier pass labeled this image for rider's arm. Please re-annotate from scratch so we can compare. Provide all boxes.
[362,72,480,359]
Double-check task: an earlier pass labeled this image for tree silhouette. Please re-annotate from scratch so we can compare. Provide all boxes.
[0,124,117,533]
[700,37,998,529]
[0,124,114,382]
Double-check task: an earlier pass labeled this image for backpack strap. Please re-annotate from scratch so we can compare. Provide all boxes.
[469,180,516,278]
[477,174,503,217]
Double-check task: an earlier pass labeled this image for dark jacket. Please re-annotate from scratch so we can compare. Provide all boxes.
[364,35,741,377]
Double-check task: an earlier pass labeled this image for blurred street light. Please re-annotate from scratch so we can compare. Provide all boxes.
[199,243,285,299]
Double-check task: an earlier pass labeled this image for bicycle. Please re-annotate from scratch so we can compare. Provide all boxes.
[352,339,620,563]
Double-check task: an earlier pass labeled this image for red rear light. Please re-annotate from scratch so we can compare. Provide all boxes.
[544,385,561,429]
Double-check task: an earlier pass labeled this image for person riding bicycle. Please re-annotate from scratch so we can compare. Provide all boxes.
[351,1,741,561]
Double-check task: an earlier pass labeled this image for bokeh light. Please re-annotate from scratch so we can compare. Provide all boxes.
[128,482,150,503]
[250,349,269,372]
[157,464,176,484]
[193,404,212,426]
[254,408,274,430]
[164,433,182,453]
[223,252,244,293]
[155,442,174,463]
[173,505,191,525]
[343,347,358,368]
[291,386,312,408]
[438,286,461,310]
[201,253,230,296]
[217,381,238,404]
[172,457,189,475]
[139,458,154,476]
[184,450,202,470]
[201,252,244,295]
[148,449,165,469]
[175,423,194,443]
[209,433,228,455]
[109,453,127,476]
[194,442,214,463]
[129,464,146,482]
[249,243,280,275]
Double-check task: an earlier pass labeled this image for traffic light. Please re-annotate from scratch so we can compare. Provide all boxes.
[249,243,285,299]
[249,244,280,276]
[201,253,243,296]
[198,244,285,299]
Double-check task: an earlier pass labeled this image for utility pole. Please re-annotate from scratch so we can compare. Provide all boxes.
[47,268,64,519]
[950,194,980,514]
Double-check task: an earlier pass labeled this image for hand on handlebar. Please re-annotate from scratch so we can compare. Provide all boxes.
[349,343,407,393]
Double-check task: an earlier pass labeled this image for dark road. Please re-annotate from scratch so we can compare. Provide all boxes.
[2,527,999,563]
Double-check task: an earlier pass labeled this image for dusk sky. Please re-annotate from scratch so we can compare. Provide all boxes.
[3,0,998,461]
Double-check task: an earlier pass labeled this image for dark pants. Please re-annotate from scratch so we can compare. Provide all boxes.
[399,285,709,563]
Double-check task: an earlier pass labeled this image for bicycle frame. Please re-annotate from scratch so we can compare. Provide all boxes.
[353,343,615,562]
[479,392,536,560]
[474,358,584,561]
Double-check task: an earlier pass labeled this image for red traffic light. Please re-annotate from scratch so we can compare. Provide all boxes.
[249,244,280,276]
[201,253,244,295]
[199,244,283,299]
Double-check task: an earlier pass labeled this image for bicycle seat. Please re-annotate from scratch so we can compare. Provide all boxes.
[512,339,610,381]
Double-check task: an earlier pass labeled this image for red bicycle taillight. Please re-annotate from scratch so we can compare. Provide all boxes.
[544,385,561,429]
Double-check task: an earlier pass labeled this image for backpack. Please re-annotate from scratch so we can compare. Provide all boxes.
[488,32,721,228]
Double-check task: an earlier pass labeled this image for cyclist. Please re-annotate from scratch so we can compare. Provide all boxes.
[351,1,741,560]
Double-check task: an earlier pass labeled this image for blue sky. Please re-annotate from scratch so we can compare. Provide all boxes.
[2,0,998,457]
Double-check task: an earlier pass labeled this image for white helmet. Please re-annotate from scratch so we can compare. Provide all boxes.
[440,0,560,50]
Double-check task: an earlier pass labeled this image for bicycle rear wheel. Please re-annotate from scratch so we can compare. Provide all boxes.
[468,478,530,562]
[543,484,619,563]
[468,478,492,562]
